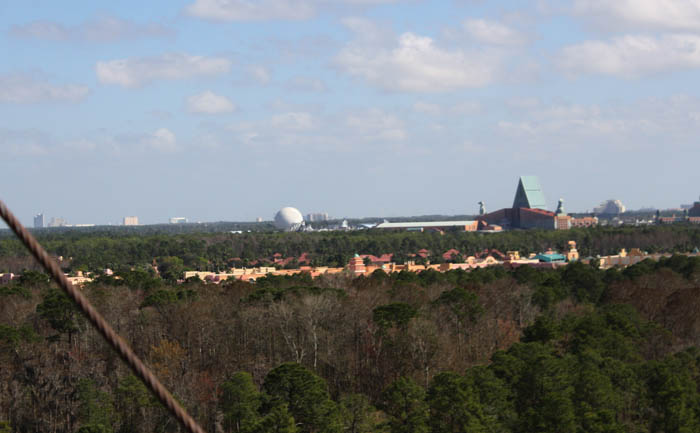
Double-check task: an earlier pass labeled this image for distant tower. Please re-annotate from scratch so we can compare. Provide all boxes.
[478,201,486,216]
[123,216,139,226]
[555,198,566,216]
[33,213,45,228]
[348,254,366,274]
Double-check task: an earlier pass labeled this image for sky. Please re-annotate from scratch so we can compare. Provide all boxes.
[1,0,700,225]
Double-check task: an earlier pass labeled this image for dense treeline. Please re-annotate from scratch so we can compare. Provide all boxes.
[1,254,700,432]
[1,224,699,272]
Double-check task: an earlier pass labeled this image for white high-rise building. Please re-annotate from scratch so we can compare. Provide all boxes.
[306,212,329,222]
[123,216,139,226]
[48,217,67,227]
[34,213,45,228]
[594,199,626,215]
[169,217,188,224]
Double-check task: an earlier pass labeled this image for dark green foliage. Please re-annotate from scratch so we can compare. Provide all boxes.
[372,303,417,330]
[521,314,560,344]
[427,372,489,433]
[36,288,81,342]
[432,287,483,326]
[262,363,340,433]
[141,288,197,308]
[256,404,298,433]
[157,256,184,282]
[338,394,375,433]
[0,324,39,348]
[644,352,700,433]
[17,270,50,288]
[77,379,114,433]
[0,285,31,299]
[220,372,262,433]
[381,377,429,433]
[116,269,163,291]
[114,375,155,433]
[491,343,576,433]
[561,261,605,304]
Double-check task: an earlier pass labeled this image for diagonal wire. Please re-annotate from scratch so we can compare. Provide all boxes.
[0,200,206,433]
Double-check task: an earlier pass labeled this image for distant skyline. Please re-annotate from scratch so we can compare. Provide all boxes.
[2,0,700,226]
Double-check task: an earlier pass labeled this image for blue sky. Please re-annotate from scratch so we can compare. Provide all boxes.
[2,0,700,225]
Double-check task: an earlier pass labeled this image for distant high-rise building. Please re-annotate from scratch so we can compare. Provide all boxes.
[169,217,188,224]
[689,196,700,217]
[306,212,329,222]
[33,213,45,228]
[256,217,263,223]
[594,199,626,215]
[48,217,67,227]
[123,216,139,226]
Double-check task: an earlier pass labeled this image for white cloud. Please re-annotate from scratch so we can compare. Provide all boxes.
[186,0,317,21]
[248,65,271,84]
[270,112,317,130]
[558,34,700,77]
[96,53,231,88]
[0,128,51,155]
[187,91,236,114]
[573,0,700,31]
[144,128,179,152]
[496,95,700,151]
[463,19,528,46]
[412,101,441,115]
[345,108,407,140]
[0,73,89,103]
[10,16,174,43]
[507,97,540,110]
[336,30,500,92]
[286,76,328,92]
[185,0,400,21]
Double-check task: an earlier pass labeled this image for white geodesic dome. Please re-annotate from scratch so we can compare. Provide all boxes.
[274,207,304,231]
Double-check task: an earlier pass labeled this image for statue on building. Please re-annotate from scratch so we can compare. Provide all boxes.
[555,198,566,215]
[478,201,486,216]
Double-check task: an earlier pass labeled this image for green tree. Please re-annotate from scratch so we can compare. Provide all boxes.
[157,256,184,282]
[220,372,262,433]
[262,363,340,433]
[373,303,417,331]
[77,379,114,433]
[427,372,488,433]
[491,343,576,433]
[36,288,81,343]
[646,356,700,433]
[257,404,298,433]
[381,377,428,433]
[570,351,624,433]
[562,261,605,304]
[115,375,154,432]
[18,270,50,288]
[338,394,375,433]
[432,288,482,358]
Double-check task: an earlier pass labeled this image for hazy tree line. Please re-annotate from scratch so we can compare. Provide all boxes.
[1,254,700,432]
[1,225,699,273]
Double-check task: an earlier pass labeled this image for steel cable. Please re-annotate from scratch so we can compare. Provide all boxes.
[0,200,206,433]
